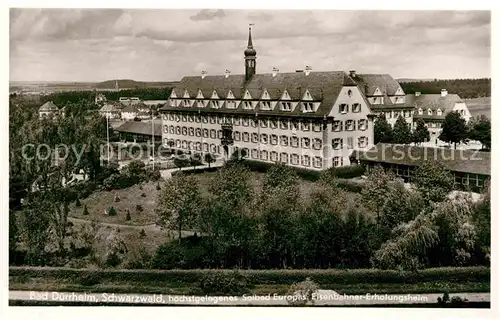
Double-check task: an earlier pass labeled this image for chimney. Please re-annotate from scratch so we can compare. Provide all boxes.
[272,67,279,77]
[304,65,312,76]
[201,70,207,79]
[441,89,448,97]
[225,69,231,78]
[415,91,421,97]
[349,70,356,78]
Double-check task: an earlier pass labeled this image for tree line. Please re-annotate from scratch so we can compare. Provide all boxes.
[154,160,490,270]
[400,78,491,99]
[374,112,491,150]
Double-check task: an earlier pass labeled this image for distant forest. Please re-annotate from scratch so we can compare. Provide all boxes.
[29,87,175,106]
[399,78,491,99]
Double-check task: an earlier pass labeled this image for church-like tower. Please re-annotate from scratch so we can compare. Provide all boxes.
[244,26,256,81]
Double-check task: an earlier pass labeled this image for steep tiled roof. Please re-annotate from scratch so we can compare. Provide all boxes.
[162,71,358,117]
[99,101,122,113]
[357,143,490,176]
[115,120,162,136]
[369,104,416,110]
[354,74,402,96]
[406,94,463,113]
[39,101,59,111]
[121,104,139,113]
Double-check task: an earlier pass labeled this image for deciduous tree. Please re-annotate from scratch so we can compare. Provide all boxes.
[412,160,455,203]
[468,115,491,150]
[439,111,468,149]
[156,173,202,242]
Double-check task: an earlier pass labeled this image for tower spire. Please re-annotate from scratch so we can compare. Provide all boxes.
[244,23,257,81]
[247,24,254,48]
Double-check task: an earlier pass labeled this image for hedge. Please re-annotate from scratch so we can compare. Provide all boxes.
[171,167,219,176]
[170,161,366,184]
[323,164,366,179]
[9,266,490,286]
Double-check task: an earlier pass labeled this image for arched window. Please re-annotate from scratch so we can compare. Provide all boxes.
[427,109,432,116]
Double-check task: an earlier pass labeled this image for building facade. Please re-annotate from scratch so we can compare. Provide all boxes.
[407,90,472,147]
[99,101,122,119]
[159,28,397,170]
[38,101,60,119]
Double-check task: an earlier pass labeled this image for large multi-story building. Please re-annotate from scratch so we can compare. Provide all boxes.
[159,27,418,170]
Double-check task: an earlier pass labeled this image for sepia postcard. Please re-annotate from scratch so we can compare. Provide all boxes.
[5,4,496,320]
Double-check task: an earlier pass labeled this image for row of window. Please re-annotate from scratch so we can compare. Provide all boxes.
[417,108,443,116]
[164,113,372,133]
[382,110,413,119]
[164,113,325,132]
[332,119,368,131]
[332,137,369,149]
[233,133,323,149]
[233,147,324,168]
[165,139,225,154]
[164,124,369,149]
[338,103,362,114]
[170,100,318,113]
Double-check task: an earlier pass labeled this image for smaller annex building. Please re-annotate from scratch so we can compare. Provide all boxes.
[115,121,162,143]
[38,101,60,119]
[352,143,490,192]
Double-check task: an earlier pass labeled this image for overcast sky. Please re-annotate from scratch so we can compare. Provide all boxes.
[9,9,491,82]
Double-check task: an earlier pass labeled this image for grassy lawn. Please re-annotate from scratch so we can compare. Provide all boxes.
[192,171,317,199]
[69,181,163,225]
[70,171,317,226]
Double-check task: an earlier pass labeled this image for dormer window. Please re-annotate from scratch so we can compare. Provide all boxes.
[226,101,236,109]
[261,101,272,110]
[427,109,433,116]
[303,102,314,113]
[339,104,348,114]
[437,109,442,116]
[183,100,190,107]
[281,102,292,111]
[418,108,423,115]
[242,101,253,110]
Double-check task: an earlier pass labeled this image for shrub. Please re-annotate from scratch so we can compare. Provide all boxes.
[125,248,152,269]
[145,167,161,182]
[75,198,81,207]
[125,210,131,221]
[139,229,146,238]
[287,277,320,306]
[141,193,146,197]
[107,206,117,216]
[152,242,184,269]
[198,271,250,296]
[156,183,161,191]
[104,252,122,268]
[136,205,143,212]
[82,205,89,215]
[139,185,143,190]
[114,195,120,202]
